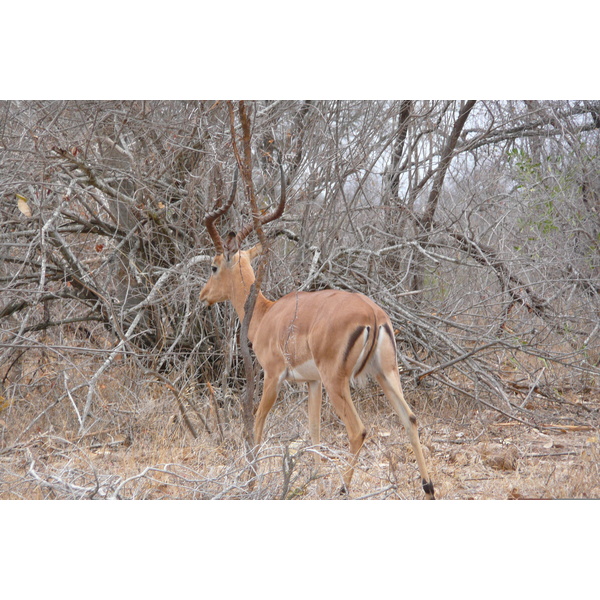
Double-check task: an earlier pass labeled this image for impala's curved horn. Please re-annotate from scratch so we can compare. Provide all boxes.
[204,168,239,254]
[237,152,286,245]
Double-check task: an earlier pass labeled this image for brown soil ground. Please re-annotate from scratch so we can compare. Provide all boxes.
[1,381,598,500]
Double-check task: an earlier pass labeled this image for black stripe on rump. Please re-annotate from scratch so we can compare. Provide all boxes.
[354,323,378,379]
[383,322,397,351]
[343,326,366,365]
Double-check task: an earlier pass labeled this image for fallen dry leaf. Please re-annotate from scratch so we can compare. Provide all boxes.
[16,194,32,217]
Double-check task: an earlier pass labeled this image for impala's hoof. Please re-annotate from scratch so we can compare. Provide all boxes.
[422,479,435,499]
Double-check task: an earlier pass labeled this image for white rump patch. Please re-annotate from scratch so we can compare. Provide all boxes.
[351,325,388,387]
[350,327,371,384]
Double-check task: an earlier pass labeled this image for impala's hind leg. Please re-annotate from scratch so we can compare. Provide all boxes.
[307,381,322,447]
[307,380,322,458]
[375,370,435,499]
[321,377,367,494]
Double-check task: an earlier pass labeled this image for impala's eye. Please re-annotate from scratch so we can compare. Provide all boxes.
[211,265,218,274]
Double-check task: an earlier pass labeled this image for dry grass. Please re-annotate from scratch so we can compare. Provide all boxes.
[1,363,598,500]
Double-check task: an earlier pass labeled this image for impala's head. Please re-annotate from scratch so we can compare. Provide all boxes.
[199,235,262,306]
[199,159,285,308]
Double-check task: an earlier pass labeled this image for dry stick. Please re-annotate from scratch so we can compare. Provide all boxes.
[229,102,259,431]
[26,448,99,499]
[206,381,225,443]
[184,388,216,436]
[431,371,539,429]
[519,367,546,409]
[5,399,60,450]
[63,371,83,428]
[79,308,146,433]
[146,369,211,438]
[417,341,499,380]
[227,100,268,483]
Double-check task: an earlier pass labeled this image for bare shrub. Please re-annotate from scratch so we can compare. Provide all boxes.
[1,100,599,499]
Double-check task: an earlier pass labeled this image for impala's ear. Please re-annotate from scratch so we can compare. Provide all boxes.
[246,244,263,262]
[223,231,239,262]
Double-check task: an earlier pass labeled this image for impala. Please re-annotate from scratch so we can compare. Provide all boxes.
[199,166,435,499]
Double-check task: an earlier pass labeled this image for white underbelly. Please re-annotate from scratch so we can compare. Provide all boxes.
[281,359,320,383]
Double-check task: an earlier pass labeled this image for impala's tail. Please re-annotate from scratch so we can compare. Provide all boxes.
[346,316,397,387]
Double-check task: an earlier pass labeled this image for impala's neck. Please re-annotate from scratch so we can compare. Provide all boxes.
[228,265,274,344]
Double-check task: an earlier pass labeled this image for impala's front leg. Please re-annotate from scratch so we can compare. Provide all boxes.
[253,374,280,446]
